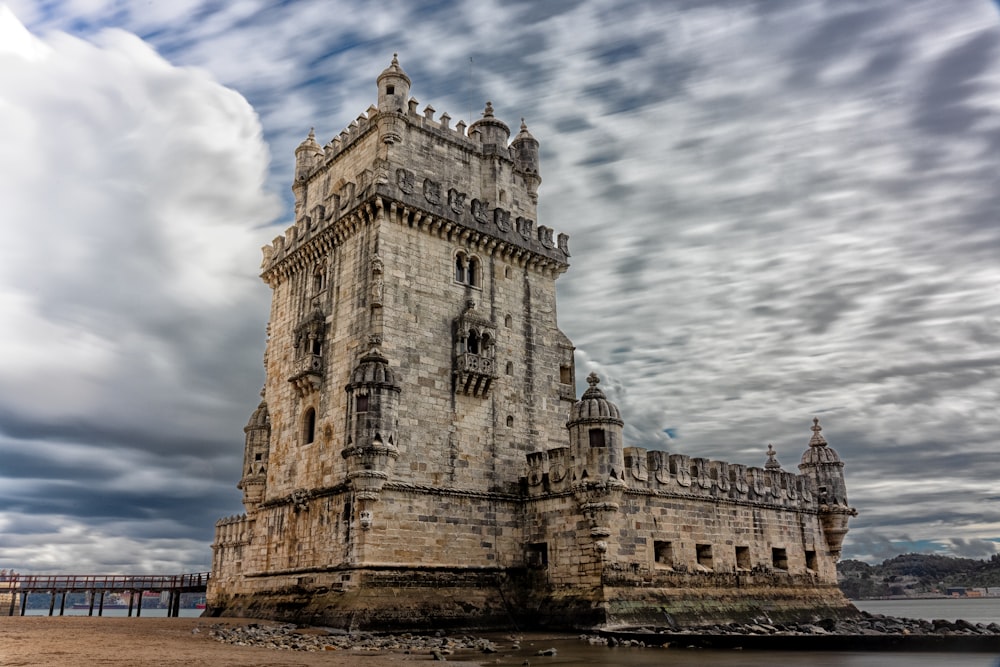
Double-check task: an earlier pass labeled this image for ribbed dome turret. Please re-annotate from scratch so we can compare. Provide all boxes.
[468,101,511,147]
[245,400,270,431]
[800,417,842,466]
[569,372,622,424]
[348,346,399,390]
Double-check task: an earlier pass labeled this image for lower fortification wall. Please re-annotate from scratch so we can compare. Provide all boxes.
[209,483,856,630]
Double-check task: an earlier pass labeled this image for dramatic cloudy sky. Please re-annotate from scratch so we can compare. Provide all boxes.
[2,0,999,573]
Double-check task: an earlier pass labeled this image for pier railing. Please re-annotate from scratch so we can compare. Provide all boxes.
[0,572,210,617]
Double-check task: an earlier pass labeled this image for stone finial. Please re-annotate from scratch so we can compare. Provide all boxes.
[587,372,600,388]
[809,417,828,448]
[765,444,781,470]
[482,101,495,118]
[423,104,435,120]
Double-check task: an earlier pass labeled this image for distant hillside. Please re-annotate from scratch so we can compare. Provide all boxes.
[838,553,1000,599]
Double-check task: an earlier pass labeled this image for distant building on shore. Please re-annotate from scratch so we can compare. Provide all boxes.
[208,57,858,630]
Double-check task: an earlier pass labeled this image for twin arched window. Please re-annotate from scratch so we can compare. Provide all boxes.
[454,252,481,287]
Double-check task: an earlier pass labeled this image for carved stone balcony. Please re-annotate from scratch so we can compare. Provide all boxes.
[289,353,323,396]
[455,352,497,398]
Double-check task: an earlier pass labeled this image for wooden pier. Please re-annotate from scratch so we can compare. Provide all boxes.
[1,572,209,617]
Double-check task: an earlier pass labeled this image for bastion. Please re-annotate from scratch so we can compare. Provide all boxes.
[208,56,858,630]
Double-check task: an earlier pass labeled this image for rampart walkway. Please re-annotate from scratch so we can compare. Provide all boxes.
[0,572,209,617]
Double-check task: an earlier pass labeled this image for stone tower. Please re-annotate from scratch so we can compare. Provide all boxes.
[209,57,857,630]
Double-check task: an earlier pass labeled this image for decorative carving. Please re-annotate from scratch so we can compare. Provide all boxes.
[494,208,511,232]
[396,168,415,194]
[471,198,488,224]
[423,178,441,205]
[374,158,390,185]
[549,462,567,483]
[448,188,466,214]
[371,255,384,307]
[516,216,534,238]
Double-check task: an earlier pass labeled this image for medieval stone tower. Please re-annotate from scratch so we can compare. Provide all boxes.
[209,57,857,630]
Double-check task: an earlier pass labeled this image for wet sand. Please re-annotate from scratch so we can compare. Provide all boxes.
[0,617,485,666]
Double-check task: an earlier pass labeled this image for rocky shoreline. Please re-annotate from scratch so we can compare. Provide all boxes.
[207,611,1000,656]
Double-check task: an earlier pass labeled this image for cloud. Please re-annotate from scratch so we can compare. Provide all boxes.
[2,0,1000,571]
[0,6,279,571]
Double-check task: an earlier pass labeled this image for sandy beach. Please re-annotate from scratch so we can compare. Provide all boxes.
[0,617,486,666]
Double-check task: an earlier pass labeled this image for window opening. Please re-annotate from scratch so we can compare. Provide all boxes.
[505,361,513,375]
[304,408,316,444]
[696,544,713,569]
[506,416,514,428]
[589,429,606,448]
[468,257,480,287]
[735,546,750,570]
[772,547,788,570]
[805,550,817,571]
[654,541,674,568]
[386,85,395,95]
[356,395,370,412]
[455,255,466,283]
[526,542,548,568]
[560,364,572,384]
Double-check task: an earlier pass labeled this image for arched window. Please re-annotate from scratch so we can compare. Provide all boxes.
[454,253,467,283]
[504,314,512,328]
[304,408,316,444]
[468,256,480,287]
[468,330,480,354]
[506,416,514,428]
[313,265,325,293]
[505,361,513,375]
[480,333,492,356]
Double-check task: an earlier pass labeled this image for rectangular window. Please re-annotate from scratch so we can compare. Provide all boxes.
[805,550,817,571]
[526,542,548,568]
[560,365,572,384]
[696,544,713,569]
[356,395,369,412]
[735,546,750,570]
[589,429,606,448]
[772,547,788,570]
[653,541,674,568]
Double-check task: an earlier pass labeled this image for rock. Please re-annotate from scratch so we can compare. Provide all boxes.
[536,647,558,656]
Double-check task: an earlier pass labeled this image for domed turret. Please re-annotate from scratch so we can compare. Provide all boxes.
[294,128,323,182]
[238,398,270,511]
[377,53,411,113]
[468,101,510,151]
[342,337,402,526]
[798,418,856,559]
[511,118,541,196]
[567,373,625,484]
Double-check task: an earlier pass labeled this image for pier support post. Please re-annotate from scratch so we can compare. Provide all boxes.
[58,590,66,616]
[47,589,56,616]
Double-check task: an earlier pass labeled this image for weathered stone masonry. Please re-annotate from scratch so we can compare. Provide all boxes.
[208,56,858,630]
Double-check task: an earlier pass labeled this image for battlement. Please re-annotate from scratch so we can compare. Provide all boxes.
[261,57,569,281]
[525,445,819,511]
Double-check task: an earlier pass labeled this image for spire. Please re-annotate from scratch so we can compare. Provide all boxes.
[764,444,781,470]
[808,417,828,448]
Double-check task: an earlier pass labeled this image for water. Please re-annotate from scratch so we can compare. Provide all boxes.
[450,599,1000,667]
[19,607,203,618]
[854,598,1000,625]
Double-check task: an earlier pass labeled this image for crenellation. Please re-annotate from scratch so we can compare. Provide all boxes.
[210,56,856,631]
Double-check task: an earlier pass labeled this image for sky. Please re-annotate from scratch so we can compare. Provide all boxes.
[1,0,999,573]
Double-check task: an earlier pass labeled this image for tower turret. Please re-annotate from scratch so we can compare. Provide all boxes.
[376,53,411,113]
[568,373,626,484]
[292,128,323,214]
[238,398,270,512]
[342,336,401,528]
[798,418,856,559]
[468,102,510,153]
[511,119,541,203]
